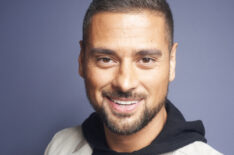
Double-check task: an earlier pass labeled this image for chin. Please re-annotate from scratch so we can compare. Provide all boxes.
[96,97,166,135]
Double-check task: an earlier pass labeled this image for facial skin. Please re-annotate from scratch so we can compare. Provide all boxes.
[79,10,177,152]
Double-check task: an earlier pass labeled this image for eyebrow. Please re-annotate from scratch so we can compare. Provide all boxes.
[136,49,162,57]
[90,48,116,56]
[89,48,162,57]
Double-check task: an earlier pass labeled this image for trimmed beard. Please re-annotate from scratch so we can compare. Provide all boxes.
[84,77,169,135]
[96,97,166,135]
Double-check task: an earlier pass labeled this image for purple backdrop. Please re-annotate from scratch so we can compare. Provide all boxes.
[0,0,233,154]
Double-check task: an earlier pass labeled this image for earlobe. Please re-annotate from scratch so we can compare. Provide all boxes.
[169,42,178,82]
[79,40,85,78]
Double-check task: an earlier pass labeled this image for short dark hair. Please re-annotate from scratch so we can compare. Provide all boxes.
[82,0,174,48]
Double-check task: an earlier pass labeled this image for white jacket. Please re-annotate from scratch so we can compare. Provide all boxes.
[44,126,223,155]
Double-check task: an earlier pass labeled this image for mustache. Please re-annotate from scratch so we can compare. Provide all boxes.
[102,90,146,100]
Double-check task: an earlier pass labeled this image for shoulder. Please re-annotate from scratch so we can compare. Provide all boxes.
[163,141,223,155]
[44,126,92,155]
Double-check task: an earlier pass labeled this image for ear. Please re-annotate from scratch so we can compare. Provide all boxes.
[169,42,178,82]
[78,40,85,78]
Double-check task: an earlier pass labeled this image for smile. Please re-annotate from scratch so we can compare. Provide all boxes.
[106,97,143,113]
[112,100,138,105]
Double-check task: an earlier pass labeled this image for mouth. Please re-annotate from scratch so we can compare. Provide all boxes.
[105,96,143,114]
[112,99,139,105]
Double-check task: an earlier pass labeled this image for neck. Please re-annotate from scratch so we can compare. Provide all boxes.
[104,106,167,153]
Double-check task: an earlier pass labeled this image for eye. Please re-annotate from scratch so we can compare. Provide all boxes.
[137,57,157,69]
[97,57,112,63]
[96,57,117,68]
[139,57,156,64]
[141,57,154,63]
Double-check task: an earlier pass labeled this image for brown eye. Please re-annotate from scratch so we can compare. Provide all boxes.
[97,57,112,63]
[96,57,117,68]
[140,57,155,63]
[102,58,111,63]
[137,57,157,69]
[142,57,152,63]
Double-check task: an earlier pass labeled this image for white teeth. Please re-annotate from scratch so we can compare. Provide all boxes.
[113,100,138,105]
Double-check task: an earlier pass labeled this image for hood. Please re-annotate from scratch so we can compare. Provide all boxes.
[82,99,207,155]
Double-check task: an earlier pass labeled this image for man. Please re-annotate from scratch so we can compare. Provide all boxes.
[45,0,222,154]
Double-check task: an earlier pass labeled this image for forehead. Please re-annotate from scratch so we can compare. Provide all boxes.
[87,11,168,52]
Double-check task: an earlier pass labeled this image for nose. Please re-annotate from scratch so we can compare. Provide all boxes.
[112,60,138,92]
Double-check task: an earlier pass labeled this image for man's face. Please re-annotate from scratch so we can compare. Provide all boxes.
[79,11,177,135]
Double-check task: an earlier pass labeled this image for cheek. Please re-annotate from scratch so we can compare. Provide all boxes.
[138,64,169,101]
[86,66,115,87]
[85,65,116,103]
[139,64,169,86]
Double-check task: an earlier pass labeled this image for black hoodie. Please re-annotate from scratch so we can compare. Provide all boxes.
[82,99,207,155]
